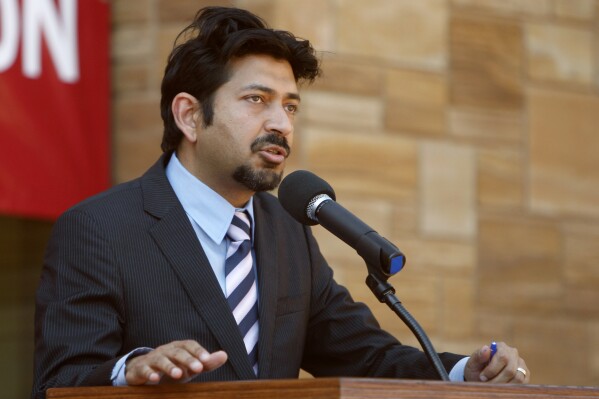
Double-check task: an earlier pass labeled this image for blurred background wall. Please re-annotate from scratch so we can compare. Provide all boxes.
[2,0,599,396]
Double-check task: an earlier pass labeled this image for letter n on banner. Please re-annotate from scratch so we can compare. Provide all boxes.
[0,0,110,220]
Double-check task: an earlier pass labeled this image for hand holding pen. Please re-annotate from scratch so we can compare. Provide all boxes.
[463,341,530,383]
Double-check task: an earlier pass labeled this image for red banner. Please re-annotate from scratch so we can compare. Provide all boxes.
[0,0,110,220]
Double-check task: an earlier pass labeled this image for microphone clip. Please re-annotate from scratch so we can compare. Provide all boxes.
[355,232,406,277]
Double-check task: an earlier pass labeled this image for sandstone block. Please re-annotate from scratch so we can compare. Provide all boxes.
[478,216,563,312]
[554,0,597,21]
[314,57,384,97]
[301,91,384,131]
[450,16,523,111]
[337,0,448,70]
[421,142,476,238]
[449,108,522,145]
[478,149,524,209]
[529,88,599,218]
[386,70,447,135]
[271,0,335,52]
[303,127,417,201]
[526,23,594,85]
[451,0,552,17]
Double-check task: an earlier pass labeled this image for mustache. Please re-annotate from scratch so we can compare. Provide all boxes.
[251,134,291,157]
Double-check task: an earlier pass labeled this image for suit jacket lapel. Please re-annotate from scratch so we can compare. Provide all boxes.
[140,156,256,380]
[253,194,278,379]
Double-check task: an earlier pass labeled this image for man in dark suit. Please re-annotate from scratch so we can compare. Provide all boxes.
[32,6,529,399]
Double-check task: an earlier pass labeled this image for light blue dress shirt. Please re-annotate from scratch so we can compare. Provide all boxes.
[165,152,255,294]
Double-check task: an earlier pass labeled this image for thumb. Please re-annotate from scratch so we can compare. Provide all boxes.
[473,345,492,366]
[464,345,491,381]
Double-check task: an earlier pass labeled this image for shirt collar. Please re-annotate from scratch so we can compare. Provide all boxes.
[165,153,254,245]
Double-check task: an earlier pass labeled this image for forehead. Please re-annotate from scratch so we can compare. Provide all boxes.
[223,54,299,96]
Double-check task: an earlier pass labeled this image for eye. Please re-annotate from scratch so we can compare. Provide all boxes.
[246,95,264,104]
[285,103,299,114]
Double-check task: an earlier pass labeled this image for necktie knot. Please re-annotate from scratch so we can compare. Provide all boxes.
[227,211,251,242]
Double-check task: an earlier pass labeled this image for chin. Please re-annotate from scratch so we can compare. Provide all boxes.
[233,165,283,192]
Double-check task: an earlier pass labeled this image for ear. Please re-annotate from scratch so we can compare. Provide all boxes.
[172,92,201,143]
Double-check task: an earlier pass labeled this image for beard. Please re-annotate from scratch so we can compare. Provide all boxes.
[232,133,291,192]
[232,164,283,192]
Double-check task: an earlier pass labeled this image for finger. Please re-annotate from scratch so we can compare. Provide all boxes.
[127,341,227,384]
[153,353,189,379]
[158,341,228,378]
[198,350,228,371]
[481,342,517,382]
[132,348,184,381]
[472,345,492,367]
[170,341,216,371]
[508,361,530,384]
[126,360,163,385]
[165,346,204,375]
[150,341,204,378]
[464,345,494,382]
[521,360,531,383]
[176,339,209,358]
[170,341,228,376]
[465,345,492,381]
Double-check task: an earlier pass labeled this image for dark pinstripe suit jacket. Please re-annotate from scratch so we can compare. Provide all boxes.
[32,155,464,398]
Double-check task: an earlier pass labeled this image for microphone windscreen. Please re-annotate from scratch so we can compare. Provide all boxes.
[278,170,336,226]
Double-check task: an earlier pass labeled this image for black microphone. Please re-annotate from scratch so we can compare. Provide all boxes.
[278,170,405,277]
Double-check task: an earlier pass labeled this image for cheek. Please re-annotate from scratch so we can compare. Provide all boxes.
[231,133,255,158]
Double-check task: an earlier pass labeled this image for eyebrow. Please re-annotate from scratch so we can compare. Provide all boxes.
[242,84,301,102]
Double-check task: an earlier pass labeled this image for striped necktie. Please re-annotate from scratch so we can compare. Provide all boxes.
[225,211,259,375]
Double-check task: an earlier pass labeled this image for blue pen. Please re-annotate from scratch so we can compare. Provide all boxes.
[490,341,497,359]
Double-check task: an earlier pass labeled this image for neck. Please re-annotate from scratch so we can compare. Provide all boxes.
[220,189,254,209]
[175,150,254,208]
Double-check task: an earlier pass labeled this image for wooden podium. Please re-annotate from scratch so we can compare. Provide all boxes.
[47,378,599,399]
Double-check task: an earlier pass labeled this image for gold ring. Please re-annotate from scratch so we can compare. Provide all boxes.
[517,367,527,377]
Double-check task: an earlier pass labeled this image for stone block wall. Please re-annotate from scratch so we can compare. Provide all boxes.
[111,0,599,385]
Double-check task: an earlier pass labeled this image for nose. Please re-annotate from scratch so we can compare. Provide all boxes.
[265,104,293,137]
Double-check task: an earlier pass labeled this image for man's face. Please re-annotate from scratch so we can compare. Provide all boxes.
[194,54,299,198]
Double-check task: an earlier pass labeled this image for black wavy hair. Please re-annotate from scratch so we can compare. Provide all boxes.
[160,7,321,153]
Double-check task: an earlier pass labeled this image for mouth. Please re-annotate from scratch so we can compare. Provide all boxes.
[262,145,288,157]
[257,145,288,165]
